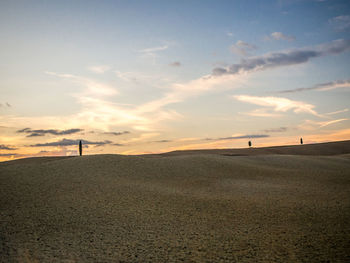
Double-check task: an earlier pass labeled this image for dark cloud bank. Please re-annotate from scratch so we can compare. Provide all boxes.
[0,153,18,156]
[31,138,112,147]
[0,145,17,150]
[212,39,350,76]
[17,128,83,137]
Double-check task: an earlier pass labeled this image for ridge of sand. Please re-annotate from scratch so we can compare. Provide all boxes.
[153,140,350,157]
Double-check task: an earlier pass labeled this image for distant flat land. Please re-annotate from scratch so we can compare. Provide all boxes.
[1,140,350,262]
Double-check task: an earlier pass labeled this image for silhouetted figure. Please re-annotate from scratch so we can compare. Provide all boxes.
[79,140,82,156]
[248,141,252,147]
[300,138,303,145]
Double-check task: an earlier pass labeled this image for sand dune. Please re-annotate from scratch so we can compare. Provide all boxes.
[154,140,350,157]
[1,141,350,262]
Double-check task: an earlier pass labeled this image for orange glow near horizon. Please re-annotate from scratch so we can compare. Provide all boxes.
[1,128,349,162]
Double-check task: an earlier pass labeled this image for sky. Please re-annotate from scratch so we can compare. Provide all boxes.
[0,0,350,161]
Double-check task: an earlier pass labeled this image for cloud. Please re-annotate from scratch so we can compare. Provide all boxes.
[169,61,181,67]
[103,131,130,136]
[17,128,83,137]
[43,71,181,131]
[0,102,11,108]
[17,128,30,133]
[227,32,233,37]
[134,74,244,115]
[230,40,257,56]
[30,138,112,147]
[115,71,138,82]
[153,139,172,143]
[23,39,343,136]
[213,39,350,76]
[318,118,348,128]
[138,45,168,53]
[112,143,125,146]
[301,118,348,130]
[263,127,288,133]
[45,72,117,96]
[234,95,320,116]
[44,70,244,132]
[114,71,172,87]
[329,15,350,32]
[88,65,111,74]
[266,32,295,41]
[0,144,17,150]
[240,108,282,117]
[0,153,18,156]
[138,45,168,62]
[325,108,349,115]
[205,134,269,141]
[279,79,350,93]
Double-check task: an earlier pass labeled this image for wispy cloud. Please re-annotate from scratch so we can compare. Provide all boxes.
[135,74,245,115]
[240,108,282,117]
[325,108,349,115]
[115,71,153,83]
[205,134,269,141]
[120,133,160,145]
[234,95,321,116]
[265,32,295,41]
[329,15,350,32]
[138,45,168,62]
[45,70,244,132]
[115,70,172,87]
[45,71,118,96]
[17,128,83,137]
[30,138,112,147]
[213,39,350,76]
[263,127,288,133]
[88,65,111,74]
[279,79,350,93]
[230,40,257,56]
[301,118,348,130]
[138,45,168,53]
[318,118,348,128]
[43,71,183,131]
[103,131,130,136]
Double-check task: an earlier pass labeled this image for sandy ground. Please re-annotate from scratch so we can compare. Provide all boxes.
[1,142,350,262]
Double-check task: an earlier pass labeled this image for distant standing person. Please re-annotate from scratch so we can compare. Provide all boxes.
[79,140,82,156]
[300,138,303,145]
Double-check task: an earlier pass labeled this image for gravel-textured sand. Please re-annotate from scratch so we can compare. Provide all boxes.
[1,143,350,262]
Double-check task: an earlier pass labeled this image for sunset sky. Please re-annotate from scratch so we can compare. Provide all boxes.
[1,0,350,161]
